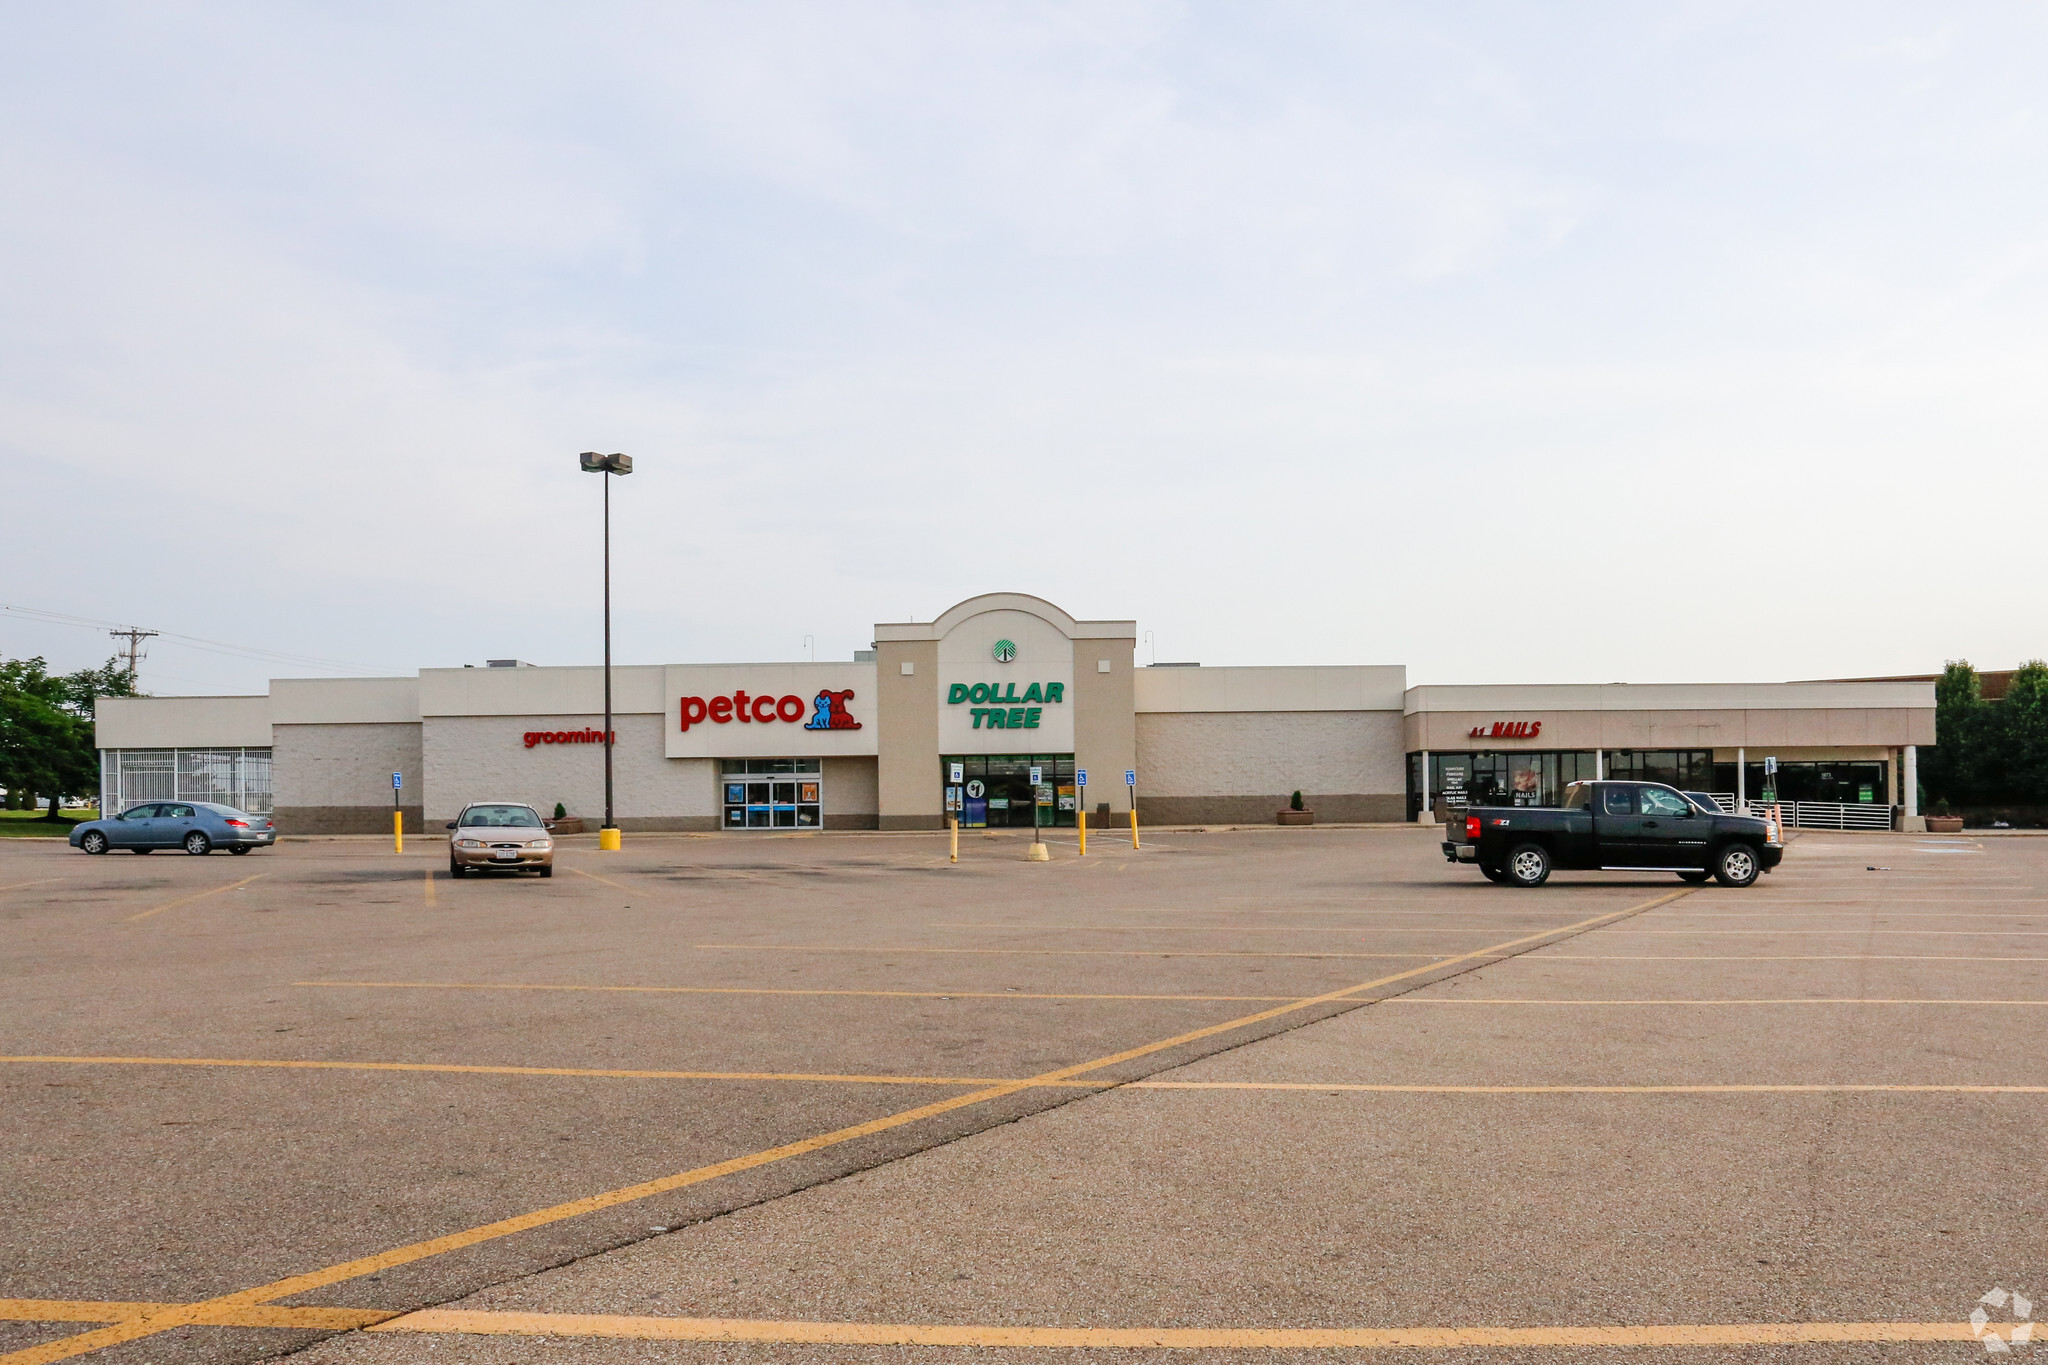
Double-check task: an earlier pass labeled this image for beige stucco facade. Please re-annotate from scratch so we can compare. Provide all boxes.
[92,595,1937,834]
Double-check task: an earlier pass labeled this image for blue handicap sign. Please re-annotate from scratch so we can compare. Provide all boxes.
[1076,769,1088,786]
[1124,769,1137,787]
[392,771,403,789]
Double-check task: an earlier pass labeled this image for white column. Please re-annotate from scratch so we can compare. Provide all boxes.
[1736,747,1746,811]
[1419,749,1431,819]
[1904,745,1919,817]
[1594,748,1604,780]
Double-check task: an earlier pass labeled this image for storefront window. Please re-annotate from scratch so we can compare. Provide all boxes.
[942,754,1075,828]
[719,758,823,828]
[1409,751,1599,816]
[1602,750,1714,791]
[1731,761,1888,804]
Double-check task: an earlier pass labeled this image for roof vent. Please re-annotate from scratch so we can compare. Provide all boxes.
[485,659,534,668]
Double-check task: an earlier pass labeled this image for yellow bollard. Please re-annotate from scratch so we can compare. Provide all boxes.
[949,816,958,864]
[394,809,403,854]
[1077,810,1087,856]
[1130,807,1140,850]
[599,826,621,851]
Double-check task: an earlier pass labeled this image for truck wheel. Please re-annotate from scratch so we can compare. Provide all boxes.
[1505,843,1551,888]
[1678,870,1711,884]
[1713,843,1760,888]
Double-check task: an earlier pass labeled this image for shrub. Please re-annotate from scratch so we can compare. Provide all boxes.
[554,802,567,819]
[1290,790,1304,811]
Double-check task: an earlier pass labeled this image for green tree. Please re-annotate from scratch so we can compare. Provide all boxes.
[1998,660,2048,804]
[0,655,138,819]
[1919,660,1984,809]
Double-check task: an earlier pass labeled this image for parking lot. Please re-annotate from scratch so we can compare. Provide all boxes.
[3,823,2044,1362]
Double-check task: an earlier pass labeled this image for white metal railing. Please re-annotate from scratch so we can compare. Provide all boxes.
[1745,799,1894,831]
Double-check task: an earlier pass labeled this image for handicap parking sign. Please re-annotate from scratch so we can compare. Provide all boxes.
[1124,769,1137,787]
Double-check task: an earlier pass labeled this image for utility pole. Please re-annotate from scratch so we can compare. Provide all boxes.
[108,628,158,687]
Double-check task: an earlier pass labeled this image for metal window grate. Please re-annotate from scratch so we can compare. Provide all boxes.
[101,748,273,815]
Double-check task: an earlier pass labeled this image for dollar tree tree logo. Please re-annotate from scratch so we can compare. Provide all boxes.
[991,639,1017,664]
[1973,1288,2034,1353]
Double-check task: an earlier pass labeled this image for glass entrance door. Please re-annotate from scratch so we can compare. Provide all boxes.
[943,755,1074,828]
[720,758,823,829]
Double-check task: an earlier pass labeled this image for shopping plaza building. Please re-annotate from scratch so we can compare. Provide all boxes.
[93,593,1939,835]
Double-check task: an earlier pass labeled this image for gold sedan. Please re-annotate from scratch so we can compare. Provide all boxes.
[446,802,555,878]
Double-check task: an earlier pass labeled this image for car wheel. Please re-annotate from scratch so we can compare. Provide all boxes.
[448,859,465,879]
[80,830,109,855]
[183,831,212,855]
[537,865,553,878]
[229,844,252,854]
[1713,843,1760,888]
[1678,870,1711,884]
[1505,842,1551,888]
[1479,863,1507,883]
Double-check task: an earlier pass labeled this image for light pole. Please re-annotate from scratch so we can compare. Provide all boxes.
[579,451,633,849]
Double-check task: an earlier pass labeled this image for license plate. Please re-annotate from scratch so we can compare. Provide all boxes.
[492,850,518,860]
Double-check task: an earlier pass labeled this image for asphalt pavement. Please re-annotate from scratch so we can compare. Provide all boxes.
[3,823,2041,1362]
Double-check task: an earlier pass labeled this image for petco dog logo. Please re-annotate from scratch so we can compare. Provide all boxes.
[1972,1288,2034,1353]
[678,688,861,732]
[804,689,861,731]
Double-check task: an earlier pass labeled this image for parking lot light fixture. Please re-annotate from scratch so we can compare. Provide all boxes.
[580,452,632,849]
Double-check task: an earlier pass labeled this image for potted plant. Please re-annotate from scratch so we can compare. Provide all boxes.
[1277,790,1314,826]
[1925,798,1963,834]
[548,801,586,835]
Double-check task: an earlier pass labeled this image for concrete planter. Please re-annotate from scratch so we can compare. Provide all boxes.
[1925,815,1964,833]
[547,817,586,835]
[1276,810,1315,826]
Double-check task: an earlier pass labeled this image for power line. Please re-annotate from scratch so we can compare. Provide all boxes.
[0,603,403,675]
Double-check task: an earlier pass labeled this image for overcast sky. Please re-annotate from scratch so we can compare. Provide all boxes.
[2,2,2043,695]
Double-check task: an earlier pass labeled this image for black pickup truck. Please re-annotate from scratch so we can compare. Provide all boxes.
[1441,780,1782,888]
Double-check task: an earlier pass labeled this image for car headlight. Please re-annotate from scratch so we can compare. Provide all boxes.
[457,838,484,849]
[527,838,552,849]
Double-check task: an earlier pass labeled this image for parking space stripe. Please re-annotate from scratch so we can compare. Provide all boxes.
[693,945,1449,959]
[421,870,435,905]
[367,1308,1975,1347]
[1383,997,2048,1006]
[120,874,266,924]
[567,865,635,893]
[0,894,1684,1364]
[1128,1081,2048,1094]
[0,1055,1064,1087]
[1540,954,2048,962]
[0,1301,393,1330]
[0,879,58,894]
[295,980,1302,1002]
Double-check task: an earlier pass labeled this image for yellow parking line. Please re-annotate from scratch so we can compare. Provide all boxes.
[568,865,634,893]
[422,870,435,906]
[1605,929,2048,936]
[1129,1081,2048,1094]
[120,874,266,923]
[5,893,1687,1364]
[0,1055,1054,1088]
[296,980,1302,1002]
[0,1300,392,1330]
[0,879,58,894]
[1540,954,2048,962]
[694,945,1449,960]
[931,923,1580,934]
[369,1309,1975,1347]
[1384,998,2048,1006]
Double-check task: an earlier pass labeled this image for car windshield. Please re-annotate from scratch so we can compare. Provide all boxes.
[199,803,250,818]
[461,805,542,827]
[1561,783,1590,810]
[1684,792,1723,815]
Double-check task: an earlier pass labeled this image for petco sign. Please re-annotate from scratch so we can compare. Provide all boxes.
[679,689,862,732]
[664,663,878,759]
